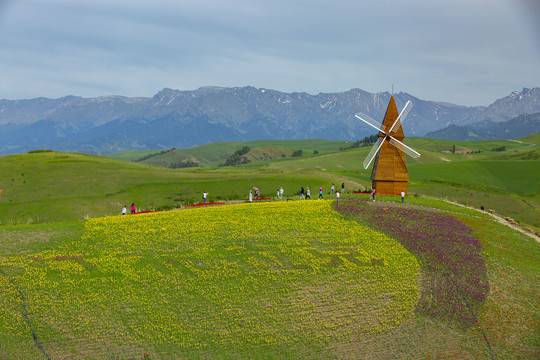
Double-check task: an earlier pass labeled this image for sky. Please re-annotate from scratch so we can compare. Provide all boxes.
[0,0,539,106]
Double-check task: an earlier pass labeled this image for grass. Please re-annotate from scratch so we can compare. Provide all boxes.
[0,151,358,224]
[109,136,536,167]
[107,139,352,166]
[2,133,540,233]
[458,215,540,359]
[405,137,530,155]
[0,128,538,358]
[0,135,538,357]
[331,197,539,359]
[0,197,537,358]
[1,202,420,358]
[2,134,539,234]
[409,160,540,195]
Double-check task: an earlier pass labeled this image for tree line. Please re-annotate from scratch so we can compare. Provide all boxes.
[339,135,379,150]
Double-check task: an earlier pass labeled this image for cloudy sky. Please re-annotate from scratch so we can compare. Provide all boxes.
[0,0,538,106]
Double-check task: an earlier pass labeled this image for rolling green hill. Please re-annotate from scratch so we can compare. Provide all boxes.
[1,135,539,232]
[0,194,538,358]
[0,136,539,358]
[107,139,352,167]
[109,136,534,168]
[0,151,356,224]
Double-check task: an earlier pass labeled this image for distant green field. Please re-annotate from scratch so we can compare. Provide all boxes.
[406,137,530,154]
[0,151,357,224]
[1,135,539,232]
[108,136,535,168]
[107,139,352,166]
[409,160,540,195]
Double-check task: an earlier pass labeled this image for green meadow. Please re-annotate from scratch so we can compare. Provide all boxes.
[108,139,352,167]
[1,135,539,230]
[0,135,539,358]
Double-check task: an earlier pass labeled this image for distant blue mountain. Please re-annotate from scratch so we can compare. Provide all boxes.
[424,113,540,140]
[0,86,538,155]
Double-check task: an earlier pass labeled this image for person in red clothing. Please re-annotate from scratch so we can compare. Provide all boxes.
[131,203,136,214]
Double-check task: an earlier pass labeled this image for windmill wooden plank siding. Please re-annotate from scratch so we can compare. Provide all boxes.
[371,96,409,194]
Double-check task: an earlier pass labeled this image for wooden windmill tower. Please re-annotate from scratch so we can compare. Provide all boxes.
[355,96,420,194]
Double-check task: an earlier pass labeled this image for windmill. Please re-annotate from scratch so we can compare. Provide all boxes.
[355,95,420,195]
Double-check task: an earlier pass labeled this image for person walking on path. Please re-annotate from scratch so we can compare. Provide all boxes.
[249,190,253,202]
[203,191,208,203]
[331,183,335,194]
[370,188,376,202]
[401,191,405,203]
[276,189,280,200]
[122,205,127,215]
[300,186,305,199]
[341,182,345,194]
[336,191,340,204]
[306,187,311,199]
[131,203,136,214]
[319,187,323,200]
[279,187,284,199]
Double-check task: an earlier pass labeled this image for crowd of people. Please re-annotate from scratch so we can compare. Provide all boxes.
[249,182,402,205]
[123,182,406,214]
[260,182,349,202]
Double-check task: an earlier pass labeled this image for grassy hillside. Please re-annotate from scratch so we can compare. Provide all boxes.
[409,160,539,194]
[0,151,357,224]
[259,139,540,233]
[405,137,531,155]
[0,136,539,358]
[1,135,539,232]
[405,136,540,231]
[0,198,537,358]
[108,137,534,167]
[108,139,351,166]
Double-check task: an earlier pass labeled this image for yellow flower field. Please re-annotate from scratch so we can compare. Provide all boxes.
[1,201,419,358]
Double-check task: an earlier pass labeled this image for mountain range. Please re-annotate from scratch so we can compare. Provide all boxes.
[0,86,539,155]
[425,113,540,141]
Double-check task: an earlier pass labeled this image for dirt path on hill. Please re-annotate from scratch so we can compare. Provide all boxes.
[442,199,540,243]
[507,139,536,152]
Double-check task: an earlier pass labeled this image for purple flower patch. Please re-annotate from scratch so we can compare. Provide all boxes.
[335,198,489,329]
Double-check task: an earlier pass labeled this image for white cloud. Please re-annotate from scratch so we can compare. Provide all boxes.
[0,0,538,105]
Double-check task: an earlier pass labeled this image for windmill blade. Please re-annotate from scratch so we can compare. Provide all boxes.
[355,113,386,133]
[389,136,421,158]
[388,100,412,134]
[363,136,386,169]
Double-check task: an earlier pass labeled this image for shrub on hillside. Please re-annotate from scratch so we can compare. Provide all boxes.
[339,135,378,151]
[169,160,199,168]
[28,149,53,153]
[220,146,251,166]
